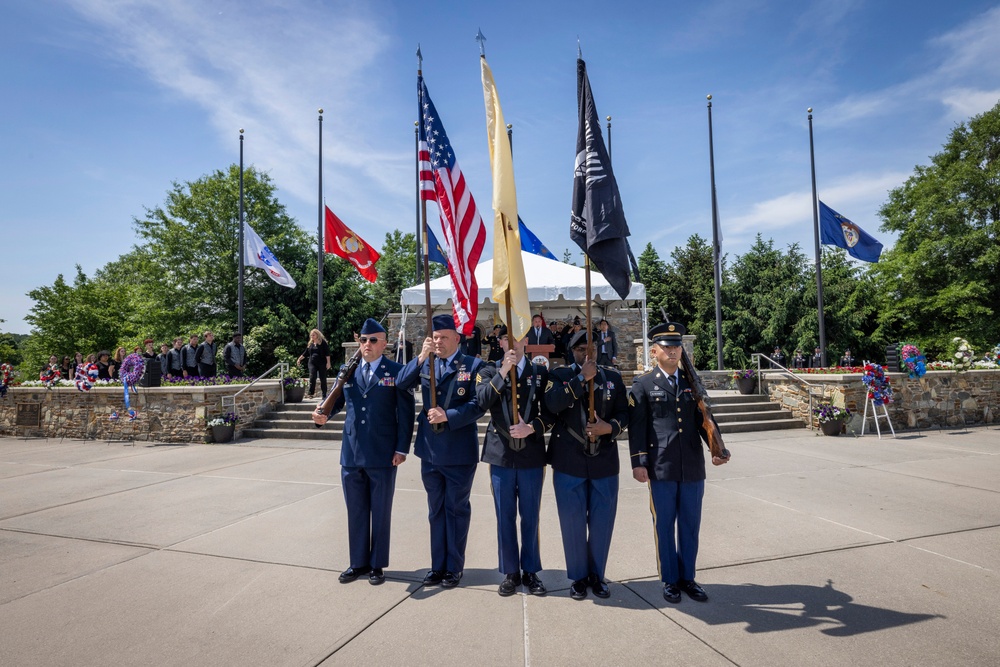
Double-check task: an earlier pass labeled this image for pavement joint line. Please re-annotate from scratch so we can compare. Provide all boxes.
[522,590,530,667]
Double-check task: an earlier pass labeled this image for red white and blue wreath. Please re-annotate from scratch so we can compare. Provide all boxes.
[39,364,61,388]
[74,362,100,392]
[862,362,894,406]
[110,353,145,422]
[0,363,13,398]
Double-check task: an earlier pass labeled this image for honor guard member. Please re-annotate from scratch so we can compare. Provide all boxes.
[839,348,855,367]
[628,322,729,604]
[810,346,823,368]
[314,319,415,586]
[397,314,486,589]
[770,346,785,369]
[476,325,553,597]
[544,329,628,600]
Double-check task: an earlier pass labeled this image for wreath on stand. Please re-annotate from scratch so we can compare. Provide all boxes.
[110,353,145,422]
[900,343,927,379]
[0,363,13,398]
[862,363,894,406]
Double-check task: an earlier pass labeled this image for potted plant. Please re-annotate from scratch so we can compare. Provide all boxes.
[207,412,239,443]
[283,375,307,403]
[731,368,758,395]
[813,403,850,436]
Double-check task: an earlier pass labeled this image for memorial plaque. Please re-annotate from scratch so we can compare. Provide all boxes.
[16,403,41,428]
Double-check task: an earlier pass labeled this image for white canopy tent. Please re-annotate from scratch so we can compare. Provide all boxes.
[399,251,648,366]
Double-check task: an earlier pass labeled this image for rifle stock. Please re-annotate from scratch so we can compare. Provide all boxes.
[679,347,731,460]
[314,348,363,428]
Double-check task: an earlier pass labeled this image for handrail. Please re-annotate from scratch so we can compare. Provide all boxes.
[751,353,827,430]
[221,362,288,412]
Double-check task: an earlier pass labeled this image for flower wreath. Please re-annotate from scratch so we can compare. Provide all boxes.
[74,362,100,392]
[990,343,1000,367]
[951,337,975,372]
[0,362,13,398]
[39,364,61,388]
[112,353,146,422]
[862,362,893,406]
[899,343,926,380]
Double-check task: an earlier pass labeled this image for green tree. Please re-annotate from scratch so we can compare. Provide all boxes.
[874,101,1000,356]
[663,235,719,368]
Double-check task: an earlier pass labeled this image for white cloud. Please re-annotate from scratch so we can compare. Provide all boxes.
[940,88,1000,120]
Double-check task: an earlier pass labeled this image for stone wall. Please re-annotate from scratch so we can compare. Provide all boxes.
[0,383,282,443]
[762,370,1000,429]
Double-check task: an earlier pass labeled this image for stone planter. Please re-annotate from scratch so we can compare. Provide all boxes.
[284,385,305,403]
[820,419,844,436]
[211,424,235,443]
[735,376,757,395]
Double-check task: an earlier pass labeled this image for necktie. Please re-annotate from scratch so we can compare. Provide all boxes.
[438,359,447,379]
[363,362,372,385]
[667,374,676,389]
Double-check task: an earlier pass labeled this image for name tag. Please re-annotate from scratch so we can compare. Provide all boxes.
[649,390,666,400]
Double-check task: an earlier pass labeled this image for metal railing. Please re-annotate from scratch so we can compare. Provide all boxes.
[221,362,288,412]
[751,353,826,430]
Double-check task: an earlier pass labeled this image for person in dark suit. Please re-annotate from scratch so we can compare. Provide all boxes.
[397,314,486,589]
[549,321,566,361]
[526,315,555,347]
[792,349,807,369]
[770,346,785,369]
[476,325,553,597]
[462,323,484,358]
[486,324,505,363]
[314,319,415,585]
[596,319,618,367]
[628,322,729,604]
[839,349,856,367]
[393,328,414,364]
[544,329,629,600]
[810,347,823,368]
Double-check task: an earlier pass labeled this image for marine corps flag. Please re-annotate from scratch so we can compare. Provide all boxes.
[324,206,380,282]
[481,55,531,341]
[571,58,637,300]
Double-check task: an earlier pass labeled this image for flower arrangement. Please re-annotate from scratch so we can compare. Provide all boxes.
[950,337,975,372]
[862,363,893,406]
[207,412,239,427]
[793,366,864,375]
[282,376,307,388]
[899,343,927,379]
[990,343,1000,367]
[813,403,851,424]
[731,369,757,381]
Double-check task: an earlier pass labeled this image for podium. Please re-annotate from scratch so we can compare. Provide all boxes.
[526,344,556,369]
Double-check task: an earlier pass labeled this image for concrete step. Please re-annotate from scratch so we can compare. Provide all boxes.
[711,401,782,415]
[719,418,806,434]
[714,409,793,424]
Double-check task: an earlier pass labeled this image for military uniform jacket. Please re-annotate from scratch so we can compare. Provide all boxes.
[543,364,628,479]
[628,367,711,482]
[476,360,553,469]
[397,353,485,466]
[332,357,415,468]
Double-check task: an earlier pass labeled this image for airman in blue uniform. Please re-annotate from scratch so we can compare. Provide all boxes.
[397,314,485,588]
[544,329,628,600]
[476,325,553,597]
[628,322,729,604]
[313,318,415,586]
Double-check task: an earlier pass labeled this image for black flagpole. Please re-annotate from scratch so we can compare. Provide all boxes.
[317,108,324,331]
[808,107,827,367]
[707,94,724,370]
[414,119,422,282]
[238,129,244,336]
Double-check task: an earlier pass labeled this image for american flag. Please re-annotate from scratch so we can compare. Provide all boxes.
[418,74,486,336]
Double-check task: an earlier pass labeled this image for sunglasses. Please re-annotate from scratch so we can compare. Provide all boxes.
[358,336,383,344]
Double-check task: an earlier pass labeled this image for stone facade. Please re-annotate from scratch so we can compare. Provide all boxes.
[0,383,282,443]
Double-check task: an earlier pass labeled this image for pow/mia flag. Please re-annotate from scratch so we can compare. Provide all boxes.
[570,57,640,300]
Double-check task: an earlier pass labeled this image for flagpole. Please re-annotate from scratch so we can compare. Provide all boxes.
[238,129,245,336]
[417,47,439,423]
[414,120,422,282]
[707,95,724,370]
[808,107,827,367]
[317,108,324,331]
[606,115,612,157]
[503,118,520,427]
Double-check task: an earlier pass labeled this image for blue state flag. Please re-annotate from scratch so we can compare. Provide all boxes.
[518,217,555,259]
[426,226,449,267]
[819,201,883,263]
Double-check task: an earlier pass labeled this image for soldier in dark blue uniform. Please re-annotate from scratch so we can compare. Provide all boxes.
[628,322,729,604]
[312,319,415,586]
[397,314,485,589]
[476,325,553,597]
[544,329,628,600]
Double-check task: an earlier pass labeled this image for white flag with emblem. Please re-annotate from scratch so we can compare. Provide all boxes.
[243,222,296,288]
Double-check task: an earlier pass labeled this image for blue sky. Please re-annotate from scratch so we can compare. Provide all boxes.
[3,1,1000,335]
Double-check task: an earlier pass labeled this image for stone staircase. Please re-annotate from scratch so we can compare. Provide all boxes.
[243,390,805,442]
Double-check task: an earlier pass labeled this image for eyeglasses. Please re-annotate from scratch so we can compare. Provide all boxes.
[359,336,383,344]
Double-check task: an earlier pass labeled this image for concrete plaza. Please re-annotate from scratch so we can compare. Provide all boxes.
[1,424,999,666]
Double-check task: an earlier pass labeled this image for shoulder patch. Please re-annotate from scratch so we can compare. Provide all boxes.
[628,393,635,407]
[545,380,554,392]
[476,373,483,384]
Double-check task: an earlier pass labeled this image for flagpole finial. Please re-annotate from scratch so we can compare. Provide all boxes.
[807,107,813,113]
[318,108,323,115]
[577,37,582,59]
[506,123,512,130]
[706,94,712,101]
[416,44,422,68]
[606,116,611,122]
[476,28,486,56]
[239,128,244,134]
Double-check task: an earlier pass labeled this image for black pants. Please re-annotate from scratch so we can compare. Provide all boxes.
[309,363,328,397]
[197,364,217,378]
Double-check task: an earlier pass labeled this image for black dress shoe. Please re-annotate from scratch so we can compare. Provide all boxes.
[498,573,521,596]
[368,568,385,585]
[522,572,547,596]
[441,571,463,588]
[662,583,681,603]
[422,570,445,586]
[569,579,588,600]
[588,574,610,599]
[679,579,708,602]
[338,566,371,584]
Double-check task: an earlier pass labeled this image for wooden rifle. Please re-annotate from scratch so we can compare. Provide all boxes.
[313,313,389,428]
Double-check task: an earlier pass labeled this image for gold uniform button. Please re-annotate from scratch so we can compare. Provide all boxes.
[679,428,684,433]
[677,408,681,413]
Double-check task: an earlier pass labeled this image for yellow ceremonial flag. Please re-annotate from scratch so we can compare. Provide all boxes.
[481,56,530,341]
